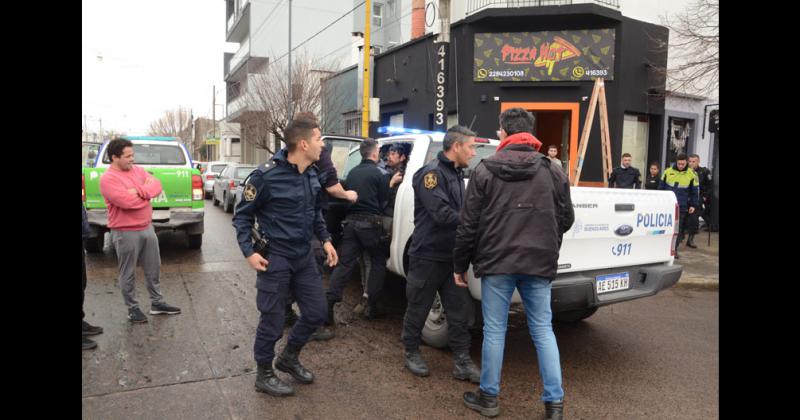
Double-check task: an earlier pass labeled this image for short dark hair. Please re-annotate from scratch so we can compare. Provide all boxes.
[649,161,660,168]
[360,138,378,159]
[688,153,700,160]
[443,125,477,151]
[676,153,688,161]
[284,113,320,152]
[548,144,558,151]
[107,138,133,161]
[622,153,632,158]
[499,107,535,136]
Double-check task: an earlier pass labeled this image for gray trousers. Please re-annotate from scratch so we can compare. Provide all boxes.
[111,225,164,309]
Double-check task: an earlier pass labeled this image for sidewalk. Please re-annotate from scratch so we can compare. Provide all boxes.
[675,231,719,289]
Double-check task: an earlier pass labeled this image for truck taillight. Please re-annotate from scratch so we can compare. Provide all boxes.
[82,174,86,202]
[206,175,215,180]
[229,180,236,189]
[192,174,203,200]
[671,202,679,256]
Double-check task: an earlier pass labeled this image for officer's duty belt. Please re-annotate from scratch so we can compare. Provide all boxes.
[346,213,383,223]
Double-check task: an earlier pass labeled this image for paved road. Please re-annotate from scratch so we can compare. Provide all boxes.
[82,201,718,419]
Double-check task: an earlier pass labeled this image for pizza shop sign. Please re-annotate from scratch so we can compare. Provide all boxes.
[474,29,616,82]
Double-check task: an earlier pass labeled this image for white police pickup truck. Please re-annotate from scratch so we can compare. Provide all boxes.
[337,128,682,348]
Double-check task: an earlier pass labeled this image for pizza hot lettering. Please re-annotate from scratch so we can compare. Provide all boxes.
[499,36,582,75]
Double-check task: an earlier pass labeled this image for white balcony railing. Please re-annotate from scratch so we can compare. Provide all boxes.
[466,0,620,16]
[228,38,250,74]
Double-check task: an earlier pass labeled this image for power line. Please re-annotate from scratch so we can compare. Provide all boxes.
[269,1,366,66]
[249,0,286,43]
[313,4,415,63]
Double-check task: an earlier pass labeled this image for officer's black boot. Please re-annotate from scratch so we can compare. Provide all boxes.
[404,350,430,377]
[463,388,500,417]
[362,303,380,320]
[686,234,697,248]
[310,326,335,341]
[453,352,481,383]
[325,298,336,326]
[544,400,564,420]
[285,303,298,327]
[254,363,294,397]
[275,344,314,384]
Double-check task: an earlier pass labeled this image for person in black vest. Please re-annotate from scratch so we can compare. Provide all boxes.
[325,138,391,322]
[608,153,642,188]
[644,162,661,190]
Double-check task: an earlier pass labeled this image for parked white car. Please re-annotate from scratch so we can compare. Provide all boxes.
[202,161,230,198]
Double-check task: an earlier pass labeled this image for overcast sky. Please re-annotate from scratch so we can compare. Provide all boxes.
[82,0,697,135]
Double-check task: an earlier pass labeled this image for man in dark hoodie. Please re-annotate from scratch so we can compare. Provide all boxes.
[454,108,574,420]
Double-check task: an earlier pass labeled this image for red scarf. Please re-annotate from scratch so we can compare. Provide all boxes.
[496,132,542,152]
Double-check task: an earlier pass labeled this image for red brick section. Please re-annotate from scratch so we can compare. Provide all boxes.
[412,0,425,39]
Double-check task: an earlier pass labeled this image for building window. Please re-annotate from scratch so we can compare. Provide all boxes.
[373,4,383,27]
[666,117,692,166]
[621,114,649,173]
[344,112,361,136]
[231,138,241,157]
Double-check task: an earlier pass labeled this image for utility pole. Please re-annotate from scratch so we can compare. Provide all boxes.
[433,0,450,132]
[288,0,293,122]
[361,0,371,136]
[210,86,215,161]
[99,118,103,141]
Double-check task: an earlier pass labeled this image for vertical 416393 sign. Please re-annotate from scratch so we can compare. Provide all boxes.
[434,42,448,131]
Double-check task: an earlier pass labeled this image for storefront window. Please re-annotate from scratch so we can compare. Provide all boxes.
[621,114,649,173]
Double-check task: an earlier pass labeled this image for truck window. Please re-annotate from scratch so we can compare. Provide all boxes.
[210,164,228,173]
[325,138,362,179]
[424,141,496,179]
[101,144,187,165]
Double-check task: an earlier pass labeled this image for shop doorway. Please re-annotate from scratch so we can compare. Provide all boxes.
[501,102,579,181]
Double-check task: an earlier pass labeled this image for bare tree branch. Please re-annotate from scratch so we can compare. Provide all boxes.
[240,50,346,155]
[657,0,719,98]
[147,106,193,144]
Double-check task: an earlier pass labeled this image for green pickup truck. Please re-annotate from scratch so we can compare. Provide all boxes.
[82,136,205,252]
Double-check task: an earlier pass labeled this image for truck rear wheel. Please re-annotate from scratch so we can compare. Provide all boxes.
[187,234,203,249]
[421,293,449,348]
[85,233,104,253]
[553,307,598,323]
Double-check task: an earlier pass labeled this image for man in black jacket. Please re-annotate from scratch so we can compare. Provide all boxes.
[325,138,391,321]
[400,125,481,385]
[608,153,642,188]
[454,108,574,420]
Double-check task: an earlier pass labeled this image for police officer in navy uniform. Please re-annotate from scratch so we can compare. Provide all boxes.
[232,113,339,398]
[401,125,481,383]
[325,138,391,321]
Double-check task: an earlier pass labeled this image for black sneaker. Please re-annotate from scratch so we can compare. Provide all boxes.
[82,337,98,350]
[150,301,181,315]
[128,307,148,323]
[82,321,104,336]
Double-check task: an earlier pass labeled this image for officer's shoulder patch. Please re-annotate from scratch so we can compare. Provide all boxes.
[424,171,438,189]
[244,183,258,201]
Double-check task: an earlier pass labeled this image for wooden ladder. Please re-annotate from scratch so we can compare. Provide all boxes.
[572,78,613,187]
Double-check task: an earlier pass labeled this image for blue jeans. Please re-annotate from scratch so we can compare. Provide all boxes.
[480,274,564,402]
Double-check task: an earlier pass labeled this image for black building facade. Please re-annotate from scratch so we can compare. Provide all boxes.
[369,3,667,185]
